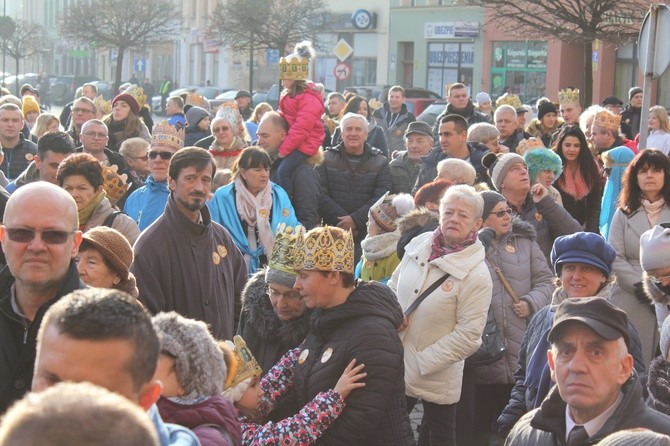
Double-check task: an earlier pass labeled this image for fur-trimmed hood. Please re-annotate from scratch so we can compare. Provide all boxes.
[397,206,439,234]
[502,218,537,242]
[642,271,670,305]
[240,268,311,346]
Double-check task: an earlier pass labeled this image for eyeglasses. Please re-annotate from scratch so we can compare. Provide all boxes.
[212,125,231,133]
[72,107,95,114]
[4,227,76,244]
[489,208,513,218]
[134,154,149,161]
[267,286,302,301]
[148,151,174,160]
[83,132,108,139]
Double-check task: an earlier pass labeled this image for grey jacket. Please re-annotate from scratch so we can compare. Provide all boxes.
[473,220,554,385]
[388,151,421,195]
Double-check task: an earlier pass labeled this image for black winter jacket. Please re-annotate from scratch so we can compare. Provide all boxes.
[294,281,413,446]
[412,142,491,193]
[317,142,391,233]
[431,100,489,145]
[270,153,322,230]
[505,373,670,445]
[0,261,86,412]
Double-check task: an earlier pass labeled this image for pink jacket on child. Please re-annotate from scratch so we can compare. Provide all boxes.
[278,82,325,157]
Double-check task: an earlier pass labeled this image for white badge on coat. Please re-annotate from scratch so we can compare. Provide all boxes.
[442,280,454,292]
[321,347,333,363]
[298,349,309,365]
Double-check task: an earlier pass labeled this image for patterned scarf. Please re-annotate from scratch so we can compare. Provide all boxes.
[429,227,477,261]
[234,177,274,257]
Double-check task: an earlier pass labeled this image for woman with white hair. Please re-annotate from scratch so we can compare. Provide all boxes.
[206,102,249,170]
[468,122,506,153]
[388,184,492,445]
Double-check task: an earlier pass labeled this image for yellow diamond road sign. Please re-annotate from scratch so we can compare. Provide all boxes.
[333,39,353,62]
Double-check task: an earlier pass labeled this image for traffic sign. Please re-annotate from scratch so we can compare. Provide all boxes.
[333,39,353,63]
[639,4,670,78]
[334,62,351,80]
[134,57,146,73]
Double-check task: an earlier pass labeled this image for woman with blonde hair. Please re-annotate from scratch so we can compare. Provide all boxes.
[246,102,273,140]
[30,113,60,142]
[647,105,670,155]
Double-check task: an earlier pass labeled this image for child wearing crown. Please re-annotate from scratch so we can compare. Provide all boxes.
[221,336,366,446]
[276,41,325,198]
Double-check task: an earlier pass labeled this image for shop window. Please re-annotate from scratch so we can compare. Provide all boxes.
[490,41,547,103]
[426,42,474,97]
[614,44,638,103]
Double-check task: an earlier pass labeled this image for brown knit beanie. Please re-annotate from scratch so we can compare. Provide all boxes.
[80,226,133,281]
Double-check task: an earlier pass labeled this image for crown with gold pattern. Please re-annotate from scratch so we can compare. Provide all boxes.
[558,88,580,106]
[93,95,111,116]
[185,93,209,110]
[123,84,147,108]
[268,224,305,275]
[279,55,309,80]
[151,121,185,150]
[515,137,546,156]
[592,109,621,132]
[293,226,355,274]
[223,336,262,390]
[495,93,523,111]
[102,164,129,205]
[215,101,243,127]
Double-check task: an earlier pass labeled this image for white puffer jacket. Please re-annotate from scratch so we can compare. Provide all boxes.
[388,231,492,404]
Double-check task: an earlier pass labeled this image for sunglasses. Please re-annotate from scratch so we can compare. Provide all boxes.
[4,227,76,244]
[148,151,174,160]
[135,154,149,161]
[489,208,513,218]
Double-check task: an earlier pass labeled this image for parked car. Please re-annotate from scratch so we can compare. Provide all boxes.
[151,86,229,115]
[208,89,241,112]
[417,100,446,128]
[89,80,114,100]
[3,73,40,96]
[349,85,441,116]
[49,75,101,105]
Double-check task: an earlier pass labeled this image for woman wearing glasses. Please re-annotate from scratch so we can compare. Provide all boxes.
[57,153,140,244]
[464,190,553,444]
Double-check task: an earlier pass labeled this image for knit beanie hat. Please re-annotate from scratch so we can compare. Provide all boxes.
[537,101,557,121]
[369,192,415,233]
[640,225,670,271]
[598,429,670,446]
[185,106,209,127]
[482,152,526,191]
[414,179,454,207]
[523,147,563,184]
[22,95,40,117]
[475,92,491,105]
[481,190,507,218]
[152,312,226,398]
[112,93,140,116]
[80,226,133,281]
[629,86,643,101]
[265,224,302,289]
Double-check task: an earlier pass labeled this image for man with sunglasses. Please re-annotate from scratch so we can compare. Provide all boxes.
[0,182,86,412]
[124,121,185,231]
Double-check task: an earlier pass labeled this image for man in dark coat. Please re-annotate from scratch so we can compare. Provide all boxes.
[431,82,488,145]
[620,86,642,140]
[131,147,247,340]
[257,111,322,230]
[317,113,392,262]
[0,183,86,412]
[373,85,416,154]
[505,297,670,445]
[0,103,37,181]
[293,226,414,445]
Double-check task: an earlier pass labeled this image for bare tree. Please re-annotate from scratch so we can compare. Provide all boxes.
[459,0,648,105]
[210,0,329,91]
[0,19,46,95]
[60,0,180,92]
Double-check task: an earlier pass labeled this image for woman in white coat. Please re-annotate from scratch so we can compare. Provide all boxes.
[608,149,670,367]
[388,184,492,445]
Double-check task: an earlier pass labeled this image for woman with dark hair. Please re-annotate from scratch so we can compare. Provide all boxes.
[209,147,298,275]
[331,96,388,156]
[103,93,151,151]
[56,153,140,244]
[608,149,670,367]
[552,125,603,233]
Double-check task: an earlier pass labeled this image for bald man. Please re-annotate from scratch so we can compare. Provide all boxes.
[0,182,86,412]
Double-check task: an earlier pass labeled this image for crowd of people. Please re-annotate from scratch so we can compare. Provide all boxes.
[3,47,670,445]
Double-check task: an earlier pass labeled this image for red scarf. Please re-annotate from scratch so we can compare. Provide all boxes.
[429,227,477,261]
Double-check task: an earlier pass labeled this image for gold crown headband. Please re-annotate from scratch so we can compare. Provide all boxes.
[93,95,111,116]
[495,93,522,110]
[224,336,262,390]
[279,55,310,81]
[268,224,304,275]
[593,109,621,132]
[558,88,580,106]
[152,121,185,150]
[516,137,545,156]
[185,93,208,109]
[293,226,355,274]
[123,84,147,108]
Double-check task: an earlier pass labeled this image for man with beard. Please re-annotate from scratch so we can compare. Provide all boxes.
[131,147,247,340]
[432,83,488,144]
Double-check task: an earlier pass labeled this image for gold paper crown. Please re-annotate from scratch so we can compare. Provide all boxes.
[223,335,262,390]
[123,84,147,108]
[268,224,304,275]
[215,101,243,127]
[151,121,185,150]
[558,88,580,106]
[186,93,208,109]
[495,93,523,110]
[279,55,309,81]
[293,226,355,274]
[368,98,383,111]
[102,164,129,205]
[593,109,621,132]
[369,192,399,233]
[516,137,545,156]
[93,95,111,116]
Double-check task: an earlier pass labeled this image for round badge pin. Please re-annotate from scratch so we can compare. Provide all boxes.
[259,209,269,218]
[321,347,333,363]
[505,244,516,254]
[442,280,454,292]
[535,212,543,221]
[25,153,34,161]
[217,245,227,258]
[298,349,310,364]
[212,252,220,265]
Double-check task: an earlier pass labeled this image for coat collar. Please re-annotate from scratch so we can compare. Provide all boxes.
[163,194,211,237]
[404,232,485,281]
